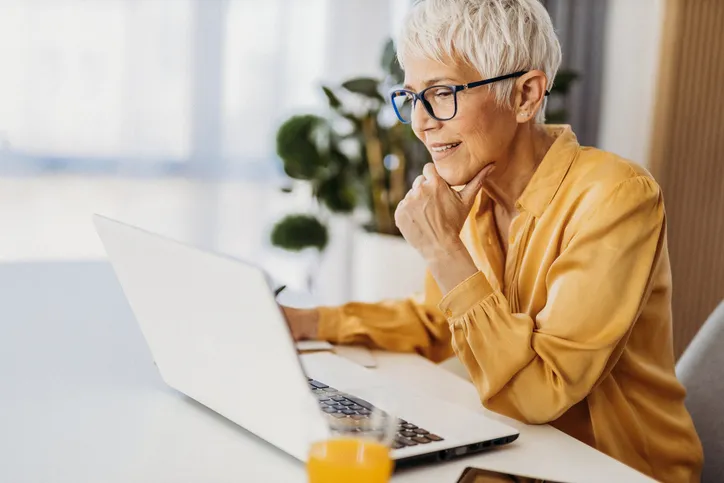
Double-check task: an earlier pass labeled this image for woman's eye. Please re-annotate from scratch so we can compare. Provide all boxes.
[433,89,452,99]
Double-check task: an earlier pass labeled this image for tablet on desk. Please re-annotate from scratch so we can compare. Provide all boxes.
[456,466,567,483]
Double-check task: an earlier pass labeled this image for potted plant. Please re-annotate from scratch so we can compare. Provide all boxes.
[270,39,431,301]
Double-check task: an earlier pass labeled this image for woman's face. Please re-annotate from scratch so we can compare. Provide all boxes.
[403,55,520,186]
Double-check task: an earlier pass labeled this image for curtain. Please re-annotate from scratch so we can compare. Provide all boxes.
[649,0,724,358]
[0,0,396,176]
[542,0,607,146]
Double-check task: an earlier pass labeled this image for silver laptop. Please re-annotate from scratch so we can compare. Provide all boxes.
[93,214,519,468]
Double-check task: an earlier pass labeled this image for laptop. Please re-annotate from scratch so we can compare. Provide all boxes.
[93,214,519,468]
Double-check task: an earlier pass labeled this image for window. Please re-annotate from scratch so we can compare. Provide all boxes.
[0,0,360,176]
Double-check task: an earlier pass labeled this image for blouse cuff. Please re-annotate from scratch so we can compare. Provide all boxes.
[316,306,343,342]
[438,271,494,319]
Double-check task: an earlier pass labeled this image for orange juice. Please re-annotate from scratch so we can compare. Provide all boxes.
[307,438,393,483]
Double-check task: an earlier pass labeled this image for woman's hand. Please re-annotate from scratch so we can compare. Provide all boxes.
[395,162,491,259]
[280,306,319,341]
[394,163,493,293]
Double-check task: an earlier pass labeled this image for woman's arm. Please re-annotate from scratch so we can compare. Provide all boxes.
[442,176,666,423]
[283,272,454,363]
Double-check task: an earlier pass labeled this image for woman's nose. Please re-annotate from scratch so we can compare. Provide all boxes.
[411,99,440,133]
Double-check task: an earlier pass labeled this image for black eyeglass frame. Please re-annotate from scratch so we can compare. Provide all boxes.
[389,70,550,124]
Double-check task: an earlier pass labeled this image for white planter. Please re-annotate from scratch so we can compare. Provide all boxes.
[313,215,355,306]
[351,230,427,303]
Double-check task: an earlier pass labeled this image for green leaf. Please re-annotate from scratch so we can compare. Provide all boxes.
[321,85,342,110]
[380,38,405,85]
[270,214,328,252]
[550,70,580,96]
[381,39,396,72]
[315,172,357,214]
[341,113,364,131]
[342,77,385,102]
[276,115,328,180]
[546,109,569,124]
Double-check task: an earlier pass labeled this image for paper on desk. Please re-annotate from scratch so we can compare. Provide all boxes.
[295,341,377,368]
[296,340,334,352]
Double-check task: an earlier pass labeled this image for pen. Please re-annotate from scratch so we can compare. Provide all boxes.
[273,285,287,297]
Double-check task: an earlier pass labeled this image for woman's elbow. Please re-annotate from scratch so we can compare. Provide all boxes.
[483,386,586,425]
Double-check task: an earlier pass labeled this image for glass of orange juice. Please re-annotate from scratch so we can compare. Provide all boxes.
[306,386,398,483]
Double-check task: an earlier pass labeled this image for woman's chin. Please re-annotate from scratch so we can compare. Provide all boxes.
[436,169,469,187]
[434,156,477,187]
[436,160,496,187]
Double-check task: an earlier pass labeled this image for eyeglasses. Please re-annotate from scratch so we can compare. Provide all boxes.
[389,70,548,124]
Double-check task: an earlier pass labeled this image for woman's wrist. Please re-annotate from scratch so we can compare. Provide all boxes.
[282,306,320,340]
[425,239,479,294]
[302,309,320,340]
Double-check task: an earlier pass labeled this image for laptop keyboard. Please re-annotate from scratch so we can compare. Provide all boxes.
[307,378,444,450]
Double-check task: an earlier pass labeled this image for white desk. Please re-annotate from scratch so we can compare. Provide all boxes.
[0,261,655,483]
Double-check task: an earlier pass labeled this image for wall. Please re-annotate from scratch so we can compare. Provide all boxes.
[323,0,395,83]
[597,0,665,166]
[648,0,724,358]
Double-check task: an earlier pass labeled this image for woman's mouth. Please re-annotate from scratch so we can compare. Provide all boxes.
[429,142,461,160]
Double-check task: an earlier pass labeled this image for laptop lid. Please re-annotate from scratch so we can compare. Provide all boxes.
[93,214,328,461]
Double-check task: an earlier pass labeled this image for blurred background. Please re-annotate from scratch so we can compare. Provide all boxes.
[1,0,721,357]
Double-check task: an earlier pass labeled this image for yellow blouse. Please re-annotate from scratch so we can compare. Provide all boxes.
[316,126,703,483]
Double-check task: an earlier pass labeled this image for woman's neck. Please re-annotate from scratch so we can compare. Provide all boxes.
[483,123,556,214]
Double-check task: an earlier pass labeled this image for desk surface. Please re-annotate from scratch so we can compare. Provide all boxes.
[0,261,654,483]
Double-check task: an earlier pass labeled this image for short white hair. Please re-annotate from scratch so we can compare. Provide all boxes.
[398,0,562,123]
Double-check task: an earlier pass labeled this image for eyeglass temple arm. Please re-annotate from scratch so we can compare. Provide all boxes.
[464,71,551,96]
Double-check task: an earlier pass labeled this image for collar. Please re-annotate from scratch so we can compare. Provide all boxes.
[514,125,579,217]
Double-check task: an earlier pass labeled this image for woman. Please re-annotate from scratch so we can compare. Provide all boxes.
[284,0,703,481]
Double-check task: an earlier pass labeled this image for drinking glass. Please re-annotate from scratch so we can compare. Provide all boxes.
[306,382,399,483]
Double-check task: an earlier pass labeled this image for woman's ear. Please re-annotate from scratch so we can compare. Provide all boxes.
[513,70,548,123]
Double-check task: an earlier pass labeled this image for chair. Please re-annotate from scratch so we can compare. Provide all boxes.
[676,300,724,483]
